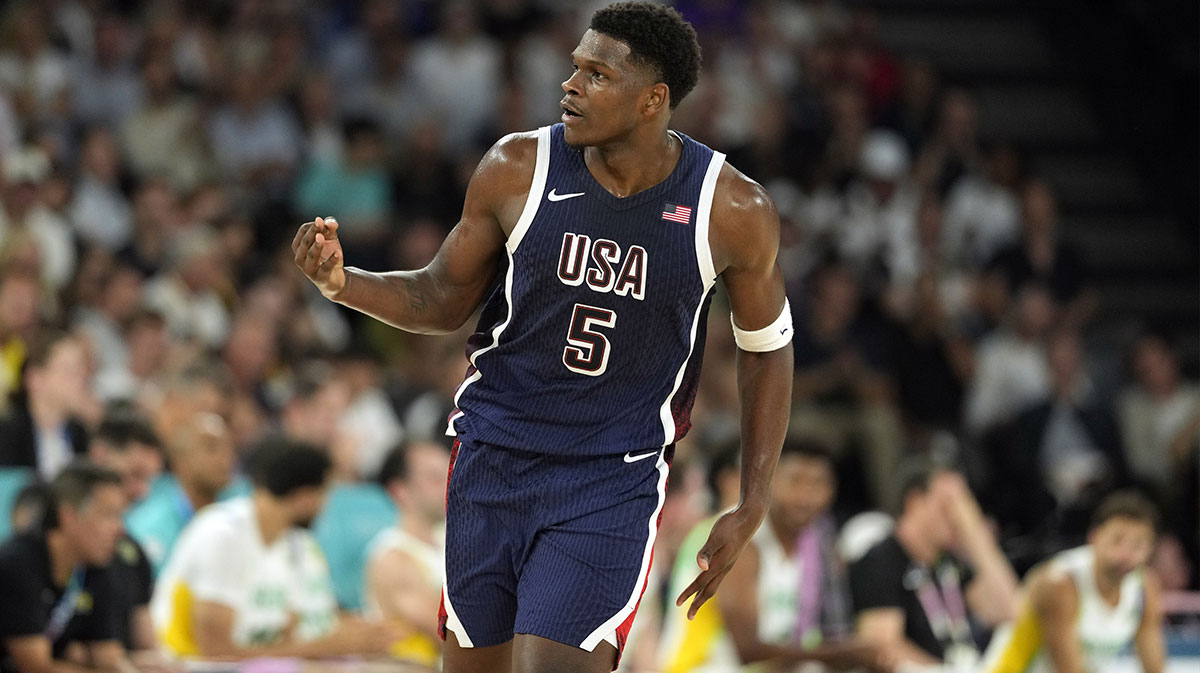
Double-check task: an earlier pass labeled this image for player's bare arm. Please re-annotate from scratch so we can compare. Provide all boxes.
[293,132,539,334]
[677,166,792,618]
[1033,569,1087,673]
[1135,571,1165,673]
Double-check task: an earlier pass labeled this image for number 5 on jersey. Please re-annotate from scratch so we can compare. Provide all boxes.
[563,303,616,376]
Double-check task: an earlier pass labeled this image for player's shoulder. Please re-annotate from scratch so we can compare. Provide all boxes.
[712,160,778,223]
[478,130,541,178]
[1030,561,1079,614]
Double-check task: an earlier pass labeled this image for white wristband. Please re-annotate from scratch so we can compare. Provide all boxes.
[731,299,793,352]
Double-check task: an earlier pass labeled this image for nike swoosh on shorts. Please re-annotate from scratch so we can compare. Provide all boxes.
[623,450,659,463]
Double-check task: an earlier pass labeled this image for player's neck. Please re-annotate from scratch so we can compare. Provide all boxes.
[45,529,82,586]
[1091,558,1125,604]
[401,513,439,545]
[180,477,218,512]
[584,128,680,198]
[767,510,802,553]
[252,492,291,546]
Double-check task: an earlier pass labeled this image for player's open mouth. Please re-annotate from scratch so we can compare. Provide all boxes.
[561,103,583,122]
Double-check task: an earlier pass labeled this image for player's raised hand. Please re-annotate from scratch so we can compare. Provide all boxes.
[675,505,763,620]
[293,216,346,299]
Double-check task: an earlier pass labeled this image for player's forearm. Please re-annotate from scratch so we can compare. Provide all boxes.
[735,346,793,512]
[332,266,467,335]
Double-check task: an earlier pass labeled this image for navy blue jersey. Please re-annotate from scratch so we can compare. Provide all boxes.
[448,124,727,455]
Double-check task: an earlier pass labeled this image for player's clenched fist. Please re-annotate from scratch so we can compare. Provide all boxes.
[293,216,346,299]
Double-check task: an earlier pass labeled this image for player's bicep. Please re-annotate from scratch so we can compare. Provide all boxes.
[421,133,538,306]
[1034,574,1085,673]
[711,171,788,336]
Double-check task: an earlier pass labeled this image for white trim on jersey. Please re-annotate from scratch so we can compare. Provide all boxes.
[579,451,671,652]
[656,150,725,446]
[446,126,552,436]
[440,585,474,647]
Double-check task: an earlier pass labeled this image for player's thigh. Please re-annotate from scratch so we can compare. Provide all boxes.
[443,629,513,673]
[512,633,618,673]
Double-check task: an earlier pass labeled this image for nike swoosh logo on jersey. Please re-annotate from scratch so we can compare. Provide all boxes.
[547,188,585,202]
[623,450,659,463]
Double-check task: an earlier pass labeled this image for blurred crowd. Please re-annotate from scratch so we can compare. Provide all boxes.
[0,1,1196,672]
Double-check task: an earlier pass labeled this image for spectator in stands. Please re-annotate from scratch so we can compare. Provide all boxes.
[965,283,1055,437]
[1118,331,1200,500]
[126,410,234,575]
[850,462,1018,670]
[791,257,903,510]
[982,491,1164,673]
[93,309,169,405]
[0,462,137,673]
[68,127,133,251]
[838,129,919,289]
[0,267,39,410]
[364,440,452,669]
[995,330,1128,551]
[0,146,76,292]
[0,331,92,479]
[150,437,392,660]
[207,63,303,193]
[120,48,212,193]
[87,411,163,653]
[662,440,883,672]
[70,259,143,393]
[942,143,1023,269]
[293,118,394,270]
[69,13,141,128]
[277,363,355,481]
[986,180,1095,326]
[143,226,231,349]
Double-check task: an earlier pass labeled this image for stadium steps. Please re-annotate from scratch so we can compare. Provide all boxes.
[853,0,1199,349]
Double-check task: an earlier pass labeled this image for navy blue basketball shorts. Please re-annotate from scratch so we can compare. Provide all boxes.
[438,435,671,662]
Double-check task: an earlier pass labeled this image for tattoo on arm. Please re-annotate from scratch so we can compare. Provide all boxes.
[403,276,427,315]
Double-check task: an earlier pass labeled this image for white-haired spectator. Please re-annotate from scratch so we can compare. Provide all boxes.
[838,129,920,284]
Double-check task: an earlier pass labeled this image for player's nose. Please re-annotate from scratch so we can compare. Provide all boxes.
[562,71,583,95]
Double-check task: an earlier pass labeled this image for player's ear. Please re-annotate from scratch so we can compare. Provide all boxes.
[644,83,670,116]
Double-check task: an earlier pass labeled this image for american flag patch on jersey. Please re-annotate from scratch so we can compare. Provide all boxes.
[661,203,692,224]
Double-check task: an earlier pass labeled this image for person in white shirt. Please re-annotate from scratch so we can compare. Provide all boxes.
[151,437,391,660]
[983,490,1165,673]
[364,440,452,669]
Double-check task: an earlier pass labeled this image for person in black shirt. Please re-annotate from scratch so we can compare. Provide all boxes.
[849,461,1018,670]
[87,410,164,653]
[0,462,134,673]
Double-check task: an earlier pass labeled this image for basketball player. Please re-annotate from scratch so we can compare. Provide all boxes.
[983,490,1165,673]
[293,4,792,672]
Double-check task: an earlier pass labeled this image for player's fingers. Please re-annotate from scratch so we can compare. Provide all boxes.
[676,574,706,607]
[687,567,731,620]
[291,222,311,253]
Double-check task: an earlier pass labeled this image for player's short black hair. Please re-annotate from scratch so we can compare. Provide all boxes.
[1091,490,1160,533]
[94,409,161,451]
[44,461,123,529]
[247,436,331,497]
[590,2,701,109]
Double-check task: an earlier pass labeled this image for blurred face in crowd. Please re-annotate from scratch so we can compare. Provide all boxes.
[0,271,38,336]
[1013,285,1055,339]
[769,452,835,536]
[903,474,957,552]
[28,337,92,418]
[1132,336,1179,397]
[560,30,660,147]
[91,440,163,504]
[1089,516,1155,585]
[61,484,126,565]
[391,442,452,526]
[1047,331,1083,397]
[1021,181,1058,238]
[173,413,235,498]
